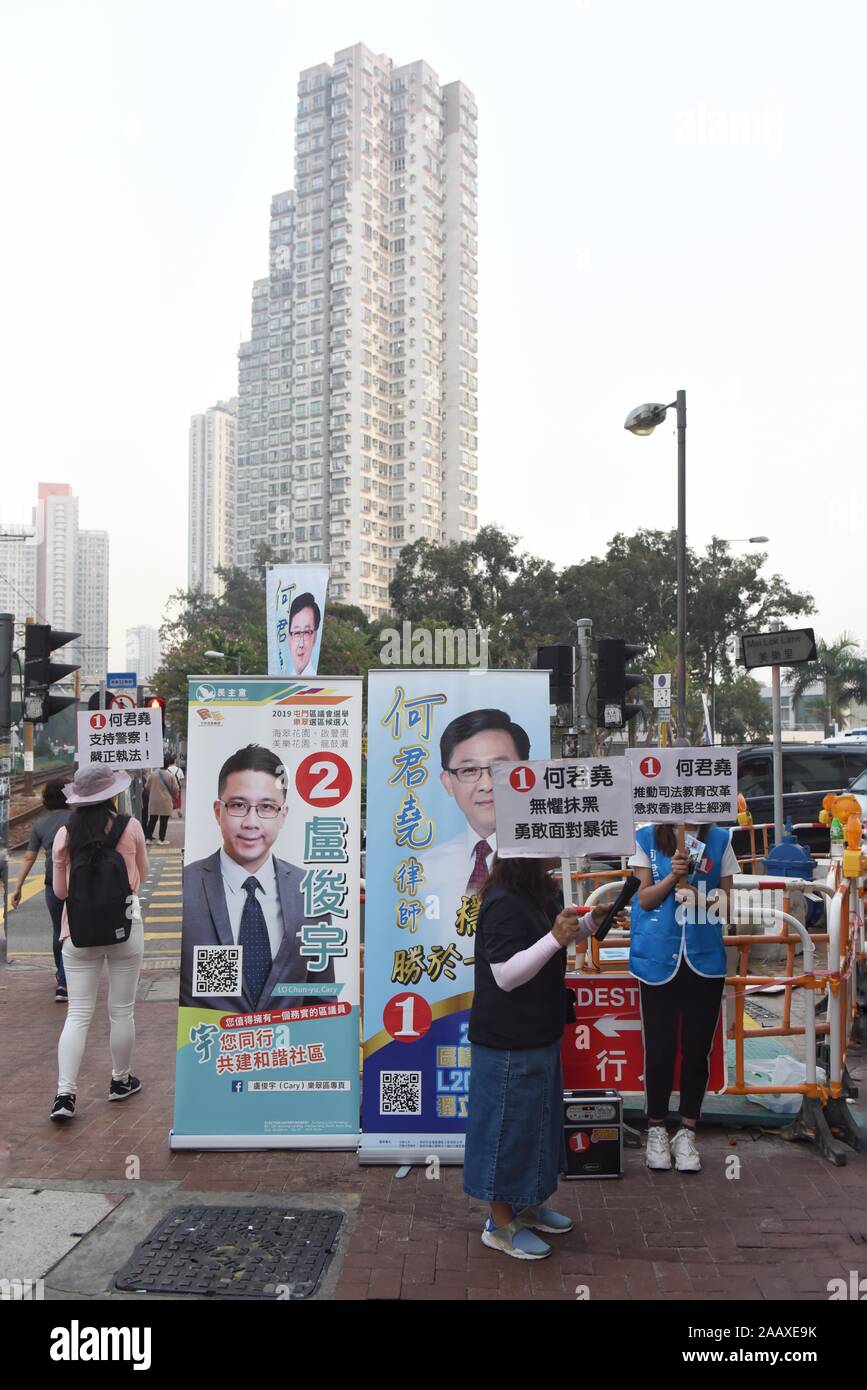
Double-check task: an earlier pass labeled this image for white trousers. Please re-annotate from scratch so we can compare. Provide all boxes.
[57,915,144,1094]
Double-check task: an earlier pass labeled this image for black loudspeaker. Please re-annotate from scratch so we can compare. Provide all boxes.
[537,644,574,705]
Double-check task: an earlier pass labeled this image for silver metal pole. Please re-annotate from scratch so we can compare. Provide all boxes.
[0,612,13,964]
[676,390,688,742]
[575,618,593,757]
[771,624,784,844]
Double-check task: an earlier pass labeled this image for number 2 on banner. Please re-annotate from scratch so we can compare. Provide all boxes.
[295,752,353,806]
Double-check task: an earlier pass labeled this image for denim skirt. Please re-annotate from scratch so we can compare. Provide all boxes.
[463,1039,566,1207]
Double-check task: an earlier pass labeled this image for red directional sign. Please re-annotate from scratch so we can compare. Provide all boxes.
[562,973,725,1093]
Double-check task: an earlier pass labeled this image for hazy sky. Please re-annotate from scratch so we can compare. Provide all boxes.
[2,0,864,671]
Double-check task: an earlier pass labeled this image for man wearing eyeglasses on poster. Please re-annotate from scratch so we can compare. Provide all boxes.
[287,592,321,676]
[420,709,531,938]
[180,744,333,1011]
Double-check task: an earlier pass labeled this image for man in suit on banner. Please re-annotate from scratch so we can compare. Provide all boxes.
[181,744,334,1012]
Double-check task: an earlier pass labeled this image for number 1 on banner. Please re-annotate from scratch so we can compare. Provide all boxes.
[395,996,420,1038]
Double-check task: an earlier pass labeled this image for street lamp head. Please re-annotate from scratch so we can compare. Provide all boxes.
[624,402,670,436]
[203,649,224,660]
[748,535,769,544]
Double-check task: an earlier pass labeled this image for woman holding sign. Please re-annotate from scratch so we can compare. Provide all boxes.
[464,856,606,1260]
[628,822,738,1172]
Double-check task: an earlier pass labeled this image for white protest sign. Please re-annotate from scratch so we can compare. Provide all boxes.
[77,707,164,771]
[492,758,636,858]
[625,747,739,824]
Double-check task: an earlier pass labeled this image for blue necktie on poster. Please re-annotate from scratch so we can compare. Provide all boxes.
[239,876,272,1003]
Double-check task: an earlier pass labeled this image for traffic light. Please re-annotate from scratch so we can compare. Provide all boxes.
[23,624,80,722]
[536,645,574,706]
[145,695,166,716]
[596,638,644,729]
[87,691,120,711]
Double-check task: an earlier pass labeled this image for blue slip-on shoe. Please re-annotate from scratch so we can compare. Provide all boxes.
[514,1203,574,1234]
[481,1217,551,1260]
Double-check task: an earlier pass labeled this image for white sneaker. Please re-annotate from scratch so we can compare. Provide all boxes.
[671,1126,701,1172]
[645,1125,672,1170]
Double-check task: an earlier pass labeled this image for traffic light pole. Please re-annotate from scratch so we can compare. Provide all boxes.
[575,619,594,757]
[0,612,13,964]
[23,616,34,795]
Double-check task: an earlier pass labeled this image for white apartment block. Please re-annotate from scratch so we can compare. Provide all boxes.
[75,530,109,684]
[235,42,478,619]
[0,524,37,641]
[36,483,78,639]
[188,398,238,595]
[126,625,162,683]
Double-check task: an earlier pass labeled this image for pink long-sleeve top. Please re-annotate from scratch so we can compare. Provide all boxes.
[53,817,150,943]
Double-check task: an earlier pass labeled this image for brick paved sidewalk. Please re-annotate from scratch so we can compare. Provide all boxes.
[1,963,864,1301]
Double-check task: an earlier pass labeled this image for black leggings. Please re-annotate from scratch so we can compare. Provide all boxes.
[146,815,169,843]
[640,960,724,1121]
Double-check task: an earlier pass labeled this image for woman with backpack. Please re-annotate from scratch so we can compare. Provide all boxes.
[50,765,149,1121]
[144,760,179,844]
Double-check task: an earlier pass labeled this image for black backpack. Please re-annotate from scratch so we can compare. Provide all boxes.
[67,814,134,947]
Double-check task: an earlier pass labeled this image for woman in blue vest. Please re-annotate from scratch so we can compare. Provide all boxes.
[628,822,737,1172]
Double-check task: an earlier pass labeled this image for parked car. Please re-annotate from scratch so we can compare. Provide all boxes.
[846,766,867,820]
[733,744,867,854]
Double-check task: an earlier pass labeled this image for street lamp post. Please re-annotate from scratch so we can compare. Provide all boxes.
[203,649,242,676]
[625,391,687,740]
[708,535,769,742]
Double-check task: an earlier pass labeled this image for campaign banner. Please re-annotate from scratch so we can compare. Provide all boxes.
[170,674,361,1150]
[625,747,739,824]
[266,564,330,678]
[492,757,636,858]
[77,707,163,770]
[359,669,551,1163]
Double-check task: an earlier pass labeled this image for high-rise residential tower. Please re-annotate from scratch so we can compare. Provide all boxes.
[235,42,478,618]
[188,397,238,595]
[126,625,162,683]
[75,530,110,684]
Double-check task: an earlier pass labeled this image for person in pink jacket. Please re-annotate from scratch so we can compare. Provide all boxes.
[50,766,149,1121]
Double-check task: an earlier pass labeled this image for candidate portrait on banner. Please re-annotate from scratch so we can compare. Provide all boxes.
[180,743,334,1013]
[420,707,532,941]
[266,564,329,678]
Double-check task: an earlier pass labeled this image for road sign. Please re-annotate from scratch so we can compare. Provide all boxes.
[740,628,816,670]
[110,692,136,711]
[562,974,726,1093]
[107,671,137,691]
[653,673,672,708]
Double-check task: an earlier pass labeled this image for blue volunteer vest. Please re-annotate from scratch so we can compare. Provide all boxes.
[629,823,731,985]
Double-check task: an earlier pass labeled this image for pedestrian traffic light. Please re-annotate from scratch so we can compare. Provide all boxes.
[596,638,644,729]
[146,695,166,716]
[23,624,80,722]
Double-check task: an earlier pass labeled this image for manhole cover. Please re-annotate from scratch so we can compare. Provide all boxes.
[115,1205,344,1299]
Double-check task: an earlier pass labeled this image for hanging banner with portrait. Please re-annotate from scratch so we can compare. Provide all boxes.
[265,564,330,678]
[359,669,551,1164]
[170,674,361,1150]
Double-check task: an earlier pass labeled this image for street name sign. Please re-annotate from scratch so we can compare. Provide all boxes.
[739,628,816,670]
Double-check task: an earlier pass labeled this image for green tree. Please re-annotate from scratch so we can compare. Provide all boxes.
[787,634,867,737]
[712,674,773,745]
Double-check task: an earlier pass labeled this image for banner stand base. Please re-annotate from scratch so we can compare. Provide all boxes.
[169,1131,359,1152]
[357,1144,465,1166]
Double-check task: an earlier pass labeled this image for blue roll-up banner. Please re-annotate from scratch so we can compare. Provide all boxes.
[170,674,361,1149]
[359,669,551,1163]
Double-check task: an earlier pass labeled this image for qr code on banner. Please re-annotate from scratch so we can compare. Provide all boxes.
[193,946,242,997]
[380,1070,422,1115]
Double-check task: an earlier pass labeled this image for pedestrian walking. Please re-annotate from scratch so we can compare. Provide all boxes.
[166,757,184,818]
[628,822,737,1173]
[144,760,179,843]
[49,766,149,1121]
[463,855,605,1260]
[11,779,70,1002]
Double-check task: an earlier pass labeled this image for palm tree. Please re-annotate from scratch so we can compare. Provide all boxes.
[787,634,867,736]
